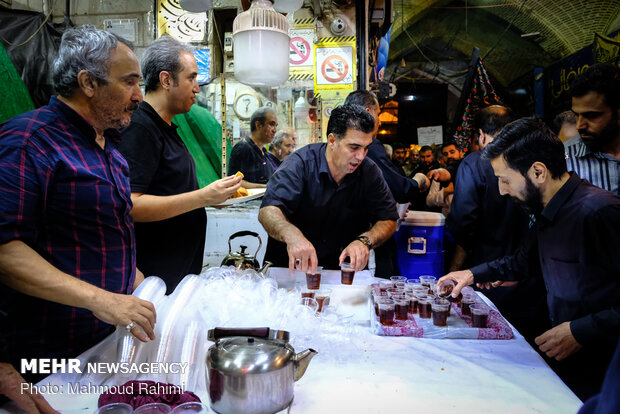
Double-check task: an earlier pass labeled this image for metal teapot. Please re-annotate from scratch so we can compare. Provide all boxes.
[221,231,272,274]
[206,327,317,414]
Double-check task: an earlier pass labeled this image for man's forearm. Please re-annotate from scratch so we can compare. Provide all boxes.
[0,240,104,310]
[258,206,304,244]
[363,220,397,249]
[130,191,205,222]
[241,180,266,189]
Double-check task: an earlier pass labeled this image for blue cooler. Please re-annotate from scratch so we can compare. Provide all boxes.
[394,211,445,278]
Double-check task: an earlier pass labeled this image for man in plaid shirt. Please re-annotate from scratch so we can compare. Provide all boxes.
[0,26,156,403]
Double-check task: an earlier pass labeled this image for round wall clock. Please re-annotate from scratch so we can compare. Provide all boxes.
[233,91,262,120]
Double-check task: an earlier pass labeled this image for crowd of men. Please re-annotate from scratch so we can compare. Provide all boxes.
[0,23,618,413]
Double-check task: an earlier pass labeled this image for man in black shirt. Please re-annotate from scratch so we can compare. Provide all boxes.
[343,90,429,277]
[440,118,620,400]
[258,105,399,274]
[119,36,242,293]
[228,107,277,188]
[446,106,549,343]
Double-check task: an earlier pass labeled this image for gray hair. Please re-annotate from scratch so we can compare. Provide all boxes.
[250,107,277,133]
[52,25,133,98]
[142,35,195,93]
[271,130,292,149]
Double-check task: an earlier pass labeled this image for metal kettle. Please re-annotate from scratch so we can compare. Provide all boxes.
[220,231,272,274]
[206,327,317,414]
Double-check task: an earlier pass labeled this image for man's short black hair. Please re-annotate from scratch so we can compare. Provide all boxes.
[419,145,433,153]
[392,141,407,151]
[326,104,375,140]
[344,90,379,109]
[473,105,516,137]
[551,110,576,135]
[441,141,460,152]
[571,63,620,111]
[483,117,567,179]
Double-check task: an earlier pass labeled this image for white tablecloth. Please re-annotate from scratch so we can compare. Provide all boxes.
[1,269,582,413]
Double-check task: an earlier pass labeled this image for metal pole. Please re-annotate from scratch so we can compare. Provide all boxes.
[356,0,367,90]
[64,0,71,27]
[221,76,228,177]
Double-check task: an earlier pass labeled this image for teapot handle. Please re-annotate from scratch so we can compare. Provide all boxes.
[227,231,262,257]
[210,327,270,340]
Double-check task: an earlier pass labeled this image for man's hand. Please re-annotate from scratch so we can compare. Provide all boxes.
[339,240,370,271]
[476,280,519,289]
[535,322,582,361]
[437,270,474,298]
[201,174,243,206]
[412,173,430,192]
[286,234,318,275]
[427,168,451,183]
[0,363,58,413]
[90,292,157,342]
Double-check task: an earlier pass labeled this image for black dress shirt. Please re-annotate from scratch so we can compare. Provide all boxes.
[261,143,398,269]
[448,151,530,264]
[228,137,274,184]
[471,173,620,344]
[366,138,420,203]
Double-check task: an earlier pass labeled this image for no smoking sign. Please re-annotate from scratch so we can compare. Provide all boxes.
[315,45,354,87]
[289,29,314,68]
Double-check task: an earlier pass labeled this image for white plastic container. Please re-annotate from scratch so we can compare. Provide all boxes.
[233,0,290,87]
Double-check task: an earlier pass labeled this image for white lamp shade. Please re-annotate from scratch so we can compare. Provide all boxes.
[273,0,304,14]
[233,0,290,87]
[179,0,212,13]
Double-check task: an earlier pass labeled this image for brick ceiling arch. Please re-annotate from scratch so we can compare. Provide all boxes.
[387,0,620,87]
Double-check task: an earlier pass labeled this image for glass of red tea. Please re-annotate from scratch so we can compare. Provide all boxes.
[305,266,323,290]
[340,262,356,285]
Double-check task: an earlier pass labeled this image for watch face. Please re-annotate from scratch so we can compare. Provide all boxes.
[234,93,261,119]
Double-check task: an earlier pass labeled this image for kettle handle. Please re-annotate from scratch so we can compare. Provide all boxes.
[227,231,262,257]
[210,327,270,340]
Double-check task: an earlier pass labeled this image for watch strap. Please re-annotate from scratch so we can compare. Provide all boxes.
[356,235,372,250]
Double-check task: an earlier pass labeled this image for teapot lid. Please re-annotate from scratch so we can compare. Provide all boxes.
[207,328,294,375]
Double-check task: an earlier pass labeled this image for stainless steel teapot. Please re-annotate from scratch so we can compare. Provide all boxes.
[206,327,317,414]
[220,231,272,274]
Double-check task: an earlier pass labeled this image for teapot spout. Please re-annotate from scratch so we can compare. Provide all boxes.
[258,261,273,276]
[293,348,318,381]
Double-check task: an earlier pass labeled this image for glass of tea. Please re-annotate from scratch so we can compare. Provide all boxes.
[470,304,489,328]
[431,298,450,327]
[315,287,332,312]
[340,262,356,285]
[305,266,323,290]
[377,298,395,326]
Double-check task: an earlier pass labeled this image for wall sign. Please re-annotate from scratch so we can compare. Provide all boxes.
[314,36,356,95]
[288,19,315,81]
[157,0,207,42]
[104,19,138,43]
[417,125,443,146]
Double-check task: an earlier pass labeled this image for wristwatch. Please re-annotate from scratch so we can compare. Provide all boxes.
[356,235,373,250]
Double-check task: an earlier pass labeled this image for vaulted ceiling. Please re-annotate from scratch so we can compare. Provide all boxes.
[386,0,620,88]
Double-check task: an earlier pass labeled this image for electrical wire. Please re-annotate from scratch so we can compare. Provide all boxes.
[0,0,56,47]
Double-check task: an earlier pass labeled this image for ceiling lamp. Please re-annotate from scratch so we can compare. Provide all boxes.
[233,0,290,87]
[178,0,212,13]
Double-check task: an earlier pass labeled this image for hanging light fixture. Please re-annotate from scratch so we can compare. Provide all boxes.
[232,0,290,87]
[273,0,304,14]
